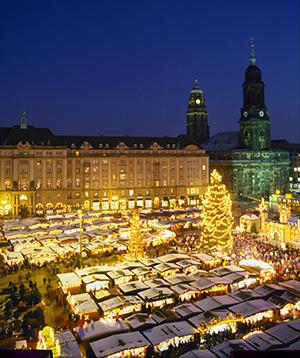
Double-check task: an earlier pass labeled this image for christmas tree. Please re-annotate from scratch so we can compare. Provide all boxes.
[200,169,233,254]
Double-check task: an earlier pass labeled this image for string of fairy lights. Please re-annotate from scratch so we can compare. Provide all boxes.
[200,169,233,253]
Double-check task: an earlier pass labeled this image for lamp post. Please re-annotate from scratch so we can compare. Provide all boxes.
[78,209,83,267]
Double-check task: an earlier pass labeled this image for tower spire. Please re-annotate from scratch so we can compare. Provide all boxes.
[20,110,28,129]
[250,37,256,65]
[191,79,202,94]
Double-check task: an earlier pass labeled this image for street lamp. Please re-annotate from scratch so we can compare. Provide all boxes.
[77,209,83,267]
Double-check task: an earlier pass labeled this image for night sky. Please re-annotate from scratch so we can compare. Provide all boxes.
[0,0,299,142]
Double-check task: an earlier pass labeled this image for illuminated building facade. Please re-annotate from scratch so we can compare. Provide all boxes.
[200,40,290,199]
[0,113,208,216]
[272,140,300,195]
[260,202,300,245]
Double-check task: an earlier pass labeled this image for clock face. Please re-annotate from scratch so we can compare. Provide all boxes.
[259,110,264,117]
[243,111,248,117]
[195,99,201,104]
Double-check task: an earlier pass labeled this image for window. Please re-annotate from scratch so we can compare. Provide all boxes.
[47,179,52,189]
[56,179,62,188]
[36,180,41,189]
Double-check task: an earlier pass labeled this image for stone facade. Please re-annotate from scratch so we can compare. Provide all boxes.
[209,150,290,199]
[260,204,300,246]
[0,122,209,216]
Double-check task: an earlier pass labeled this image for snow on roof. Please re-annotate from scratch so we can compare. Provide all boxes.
[174,303,202,318]
[288,318,300,331]
[125,313,157,330]
[150,310,179,324]
[230,289,262,302]
[106,269,133,280]
[118,280,148,294]
[189,311,219,328]
[58,340,81,358]
[98,296,125,312]
[212,295,240,307]
[118,261,145,270]
[171,283,199,295]
[244,331,283,350]
[153,262,180,273]
[70,292,99,313]
[139,257,161,267]
[89,331,149,357]
[75,319,128,342]
[254,283,286,297]
[179,349,216,358]
[279,280,300,294]
[190,277,216,291]
[156,253,190,263]
[192,253,215,263]
[131,266,154,276]
[138,287,174,301]
[218,272,251,284]
[100,295,144,313]
[144,278,170,288]
[193,297,222,312]
[239,259,274,273]
[176,259,201,269]
[81,274,110,284]
[6,251,24,260]
[266,319,300,344]
[202,131,240,151]
[57,272,82,287]
[164,275,194,286]
[211,339,255,357]
[143,321,196,346]
[55,330,81,358]
[21,246,56,256]
[75,265,115,277]
[229,298,276,317]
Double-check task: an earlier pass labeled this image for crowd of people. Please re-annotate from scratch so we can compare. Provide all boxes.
[234,232,300,280]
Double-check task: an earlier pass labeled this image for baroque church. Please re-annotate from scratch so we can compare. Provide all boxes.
[186,40,290,199]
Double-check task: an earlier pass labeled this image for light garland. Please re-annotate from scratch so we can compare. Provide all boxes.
[200,169,233,254]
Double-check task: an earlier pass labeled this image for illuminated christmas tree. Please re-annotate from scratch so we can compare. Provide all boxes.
[200,169,233,254]
[129,207,144,259]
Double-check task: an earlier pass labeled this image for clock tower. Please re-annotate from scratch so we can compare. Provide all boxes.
[186,79,209,144]
[239,39,271,150]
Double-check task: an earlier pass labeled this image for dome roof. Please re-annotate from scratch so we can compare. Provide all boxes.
[245,64,262,81]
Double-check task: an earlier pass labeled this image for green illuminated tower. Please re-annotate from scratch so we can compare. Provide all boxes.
[239,39,271,150]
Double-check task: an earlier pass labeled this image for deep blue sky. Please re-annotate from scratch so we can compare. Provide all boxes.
[0,0,299,141]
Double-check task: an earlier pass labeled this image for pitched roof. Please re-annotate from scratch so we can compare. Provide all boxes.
[0,125,55,146]
[0,124,203,150]
[202,131,240,151]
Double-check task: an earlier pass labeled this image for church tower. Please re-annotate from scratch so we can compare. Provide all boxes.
[239,39,271,150]
[20,111,28,129]
[186,80,209,144]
